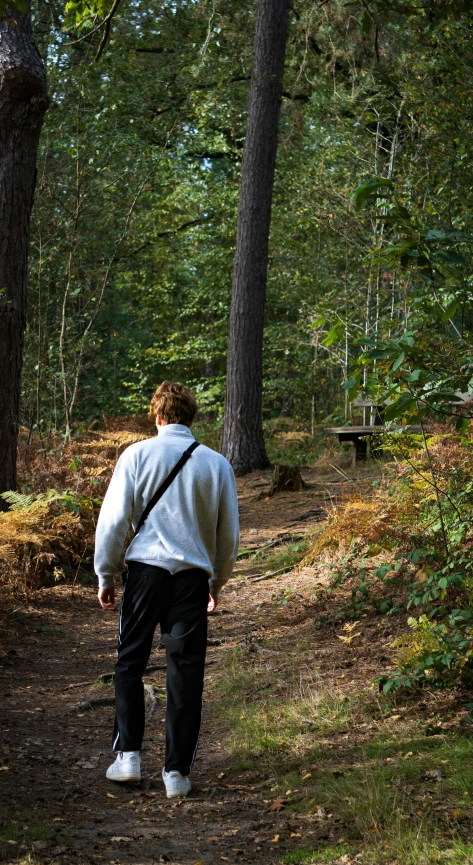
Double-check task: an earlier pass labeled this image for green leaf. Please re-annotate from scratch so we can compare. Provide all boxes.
[425,229,447,241]
[441,299,460,322]
[353,177,395,210]
[322,321,345,347]
[384,394,417,421]
[343,372,362,401]
[456,416,469,433]
[391,352,405,371]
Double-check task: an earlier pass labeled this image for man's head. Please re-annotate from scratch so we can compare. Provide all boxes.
[148,381,198,428]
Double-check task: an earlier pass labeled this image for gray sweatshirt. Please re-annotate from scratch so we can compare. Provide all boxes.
[94,424,239,598]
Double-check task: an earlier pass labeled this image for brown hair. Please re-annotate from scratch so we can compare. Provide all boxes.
[148,381,198,426]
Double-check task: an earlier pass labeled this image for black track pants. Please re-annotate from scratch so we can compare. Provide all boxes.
[112,561,208,775]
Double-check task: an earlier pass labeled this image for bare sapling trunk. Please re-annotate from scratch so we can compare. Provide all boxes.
[221,0,290,475]
[0,4,48,502]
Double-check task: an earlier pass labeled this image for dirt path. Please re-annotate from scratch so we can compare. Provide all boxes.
[0,468,372,865]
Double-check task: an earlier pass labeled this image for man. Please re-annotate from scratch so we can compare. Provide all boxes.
[94,381,239,798]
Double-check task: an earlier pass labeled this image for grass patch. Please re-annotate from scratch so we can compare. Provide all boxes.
[252,540,309,573]
[0,813,54,845]
[212,649,473,865]
[282,844,353,863]
[214,650,353,761]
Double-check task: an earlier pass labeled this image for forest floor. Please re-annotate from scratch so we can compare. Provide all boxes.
[1,465,473,865]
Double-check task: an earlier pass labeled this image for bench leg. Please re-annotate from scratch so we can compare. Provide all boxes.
[354,437,367,463]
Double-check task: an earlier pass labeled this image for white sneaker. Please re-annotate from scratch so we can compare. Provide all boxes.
[162,768,191,798]
[106,751,141,782]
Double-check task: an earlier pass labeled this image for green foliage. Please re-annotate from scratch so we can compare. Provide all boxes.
[383,609,473,690]
[64,0,110,28]
[25,0,473,432]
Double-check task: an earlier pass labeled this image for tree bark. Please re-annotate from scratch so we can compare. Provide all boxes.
[268,464,304,496]
[0,4,48,502]
[221,0,289,475]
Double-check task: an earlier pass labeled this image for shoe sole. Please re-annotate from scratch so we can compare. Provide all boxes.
[165,789,191,799]
[106,772,141,783]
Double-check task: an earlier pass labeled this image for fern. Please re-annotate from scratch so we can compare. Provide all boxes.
[87,431,149,450]
[1,489,61,511]
[0,489,78,564]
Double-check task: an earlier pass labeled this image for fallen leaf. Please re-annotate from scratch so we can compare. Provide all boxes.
[290,832,302,837]
[107,793,116,798]
[302,772,312,780]
[271,834,280,843]
[110,836,132,843]
[269,797,287,812]
[0,766,9,771]
[422,769,443,782]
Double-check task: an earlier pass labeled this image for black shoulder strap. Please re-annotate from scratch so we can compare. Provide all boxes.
[133,441,200,538]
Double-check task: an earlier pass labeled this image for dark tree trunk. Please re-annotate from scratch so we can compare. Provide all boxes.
[221,0,289,475]
[0,5,48,504]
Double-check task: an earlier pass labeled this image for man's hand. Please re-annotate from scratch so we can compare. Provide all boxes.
[98,587,116,611]
[207,593,218,613]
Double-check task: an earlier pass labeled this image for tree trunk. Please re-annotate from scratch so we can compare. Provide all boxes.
[0,5,48,503]
[268,464,305,496]
[221,0,289,475]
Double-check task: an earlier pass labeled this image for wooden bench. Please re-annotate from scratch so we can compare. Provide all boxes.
[323,424,425,464]
[324,392,471,465]
[324,398,423,464]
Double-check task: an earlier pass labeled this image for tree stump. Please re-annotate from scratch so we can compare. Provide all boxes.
[268,464,305,496]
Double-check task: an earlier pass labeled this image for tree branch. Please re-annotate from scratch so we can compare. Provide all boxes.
[117,217,210,261]
[95,0,121,62]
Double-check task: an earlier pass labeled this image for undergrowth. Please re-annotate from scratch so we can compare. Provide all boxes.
[297,426,473,693]
[1,421,150,594]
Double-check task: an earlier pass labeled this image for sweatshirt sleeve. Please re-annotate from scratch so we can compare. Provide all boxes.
[94,448,136,590]
[209,461,240,599]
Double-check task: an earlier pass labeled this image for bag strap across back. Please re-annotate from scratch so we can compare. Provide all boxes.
[133,440,200,538]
